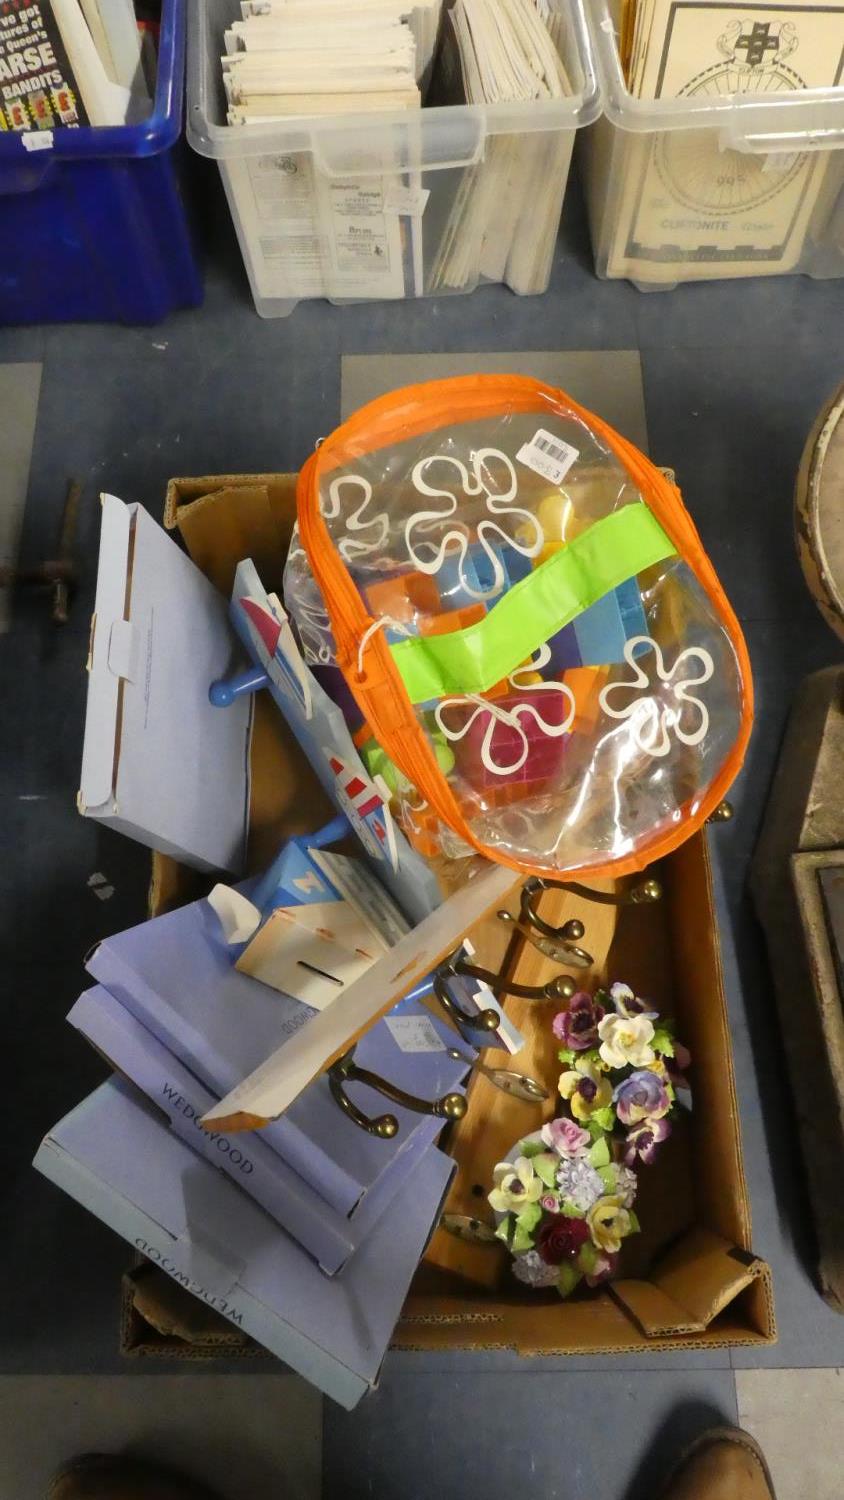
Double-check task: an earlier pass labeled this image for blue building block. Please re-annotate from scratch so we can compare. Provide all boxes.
[545,621,582,674]
[574,591,627,666]
[616,576,648,643]
[473,542,534,596]
[436,541,533,609]
[436,547,484,608]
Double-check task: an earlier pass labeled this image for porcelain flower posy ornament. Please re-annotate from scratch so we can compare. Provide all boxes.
[490,979,690,1299]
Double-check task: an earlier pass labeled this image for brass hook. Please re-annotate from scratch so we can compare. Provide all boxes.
[445,1046,548,1103]
[706,801,734,824]
[440,1214,499,1245]
[497,909,593,968]
[433,970,502,1035]
[521,873,662,915]
[444,957,577,1004]
[328,1048,467,1138]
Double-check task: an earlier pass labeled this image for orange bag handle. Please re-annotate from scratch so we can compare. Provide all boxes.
[297,376,753,878]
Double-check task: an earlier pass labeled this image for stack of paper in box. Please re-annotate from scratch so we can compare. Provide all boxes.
[431,0,573,294]
[602,0,844,280]
[220,0,444,301]
[222,6,419,123]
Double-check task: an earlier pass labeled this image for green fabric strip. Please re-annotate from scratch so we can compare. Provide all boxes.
[389,503,677,705]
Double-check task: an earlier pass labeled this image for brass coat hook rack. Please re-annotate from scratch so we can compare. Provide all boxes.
[327,1048,468,1139]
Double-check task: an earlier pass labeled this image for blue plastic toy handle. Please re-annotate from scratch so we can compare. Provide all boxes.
[301,814,353,850]
[209,665,269,707]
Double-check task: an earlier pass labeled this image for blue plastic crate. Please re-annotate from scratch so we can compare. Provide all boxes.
[0,0,202,326]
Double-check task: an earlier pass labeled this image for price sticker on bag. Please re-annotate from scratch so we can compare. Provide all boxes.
[516,428,579,486]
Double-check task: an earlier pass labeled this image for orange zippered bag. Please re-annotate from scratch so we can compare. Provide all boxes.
[286,375,752,878]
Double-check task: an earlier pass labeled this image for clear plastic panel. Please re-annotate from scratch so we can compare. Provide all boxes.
[285,393,745,874]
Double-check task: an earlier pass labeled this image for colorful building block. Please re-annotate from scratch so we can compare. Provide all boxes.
[545,580,646,676]
[419,603,486,638]
[363,570,441,639]
[442,690,570,794]
[536,494,591,565]
[537,492,578,546]
[573,590,627,665]
[563,666,610,735]
[361,732,454,793]
[398,788,481,859]
[615,575,648,644]
[398,799,441,859]
[434,540,533,610]
[545,621,582,674]
[472,541,533,596]
[435,546,483,609]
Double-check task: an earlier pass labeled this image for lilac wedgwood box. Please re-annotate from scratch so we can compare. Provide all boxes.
[85,893,470,1218]
[68,985,444,1275]
[34,1077,454,1408]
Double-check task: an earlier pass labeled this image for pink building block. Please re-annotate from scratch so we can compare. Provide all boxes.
[442,690,571,793]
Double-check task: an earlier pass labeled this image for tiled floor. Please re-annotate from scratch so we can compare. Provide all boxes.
[2,161,844,1497]
[736,1369,844,1500]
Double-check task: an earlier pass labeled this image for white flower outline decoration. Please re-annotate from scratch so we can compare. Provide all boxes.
[406,448,543,601]
[598,635,715,758]
[434,643,575,778]
[323,474,389,564]
[286,523,334,665]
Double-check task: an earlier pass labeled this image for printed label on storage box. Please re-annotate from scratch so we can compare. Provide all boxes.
[385,1015,447,1053]
[231,154,327,300]
[516,429,579,486]
[317,177,406,299]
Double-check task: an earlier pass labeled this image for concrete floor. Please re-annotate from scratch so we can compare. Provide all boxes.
[2,154,844,1499]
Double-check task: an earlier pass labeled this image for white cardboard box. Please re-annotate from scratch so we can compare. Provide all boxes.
[78,495,252,873]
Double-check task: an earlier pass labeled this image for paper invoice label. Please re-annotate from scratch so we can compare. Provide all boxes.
[385,1014,447,1053]
[228,154,327,300]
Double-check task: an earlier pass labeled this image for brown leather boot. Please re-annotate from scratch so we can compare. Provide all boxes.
[661,1427,776,1500]
[47,1453,225,1500]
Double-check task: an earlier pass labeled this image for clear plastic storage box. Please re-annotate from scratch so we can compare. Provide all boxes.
[582,0,844,289]
[186,0,599,316]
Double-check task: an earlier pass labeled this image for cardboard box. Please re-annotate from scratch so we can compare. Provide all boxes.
[79,494,252,874]
[83,891,470,1223]
[134,473,775,1359]
[121,1262,264,1360]
[69,985,448,1275]
[35,1076,454,1408]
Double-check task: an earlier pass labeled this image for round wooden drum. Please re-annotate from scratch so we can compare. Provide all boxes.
[796,383,844,644]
